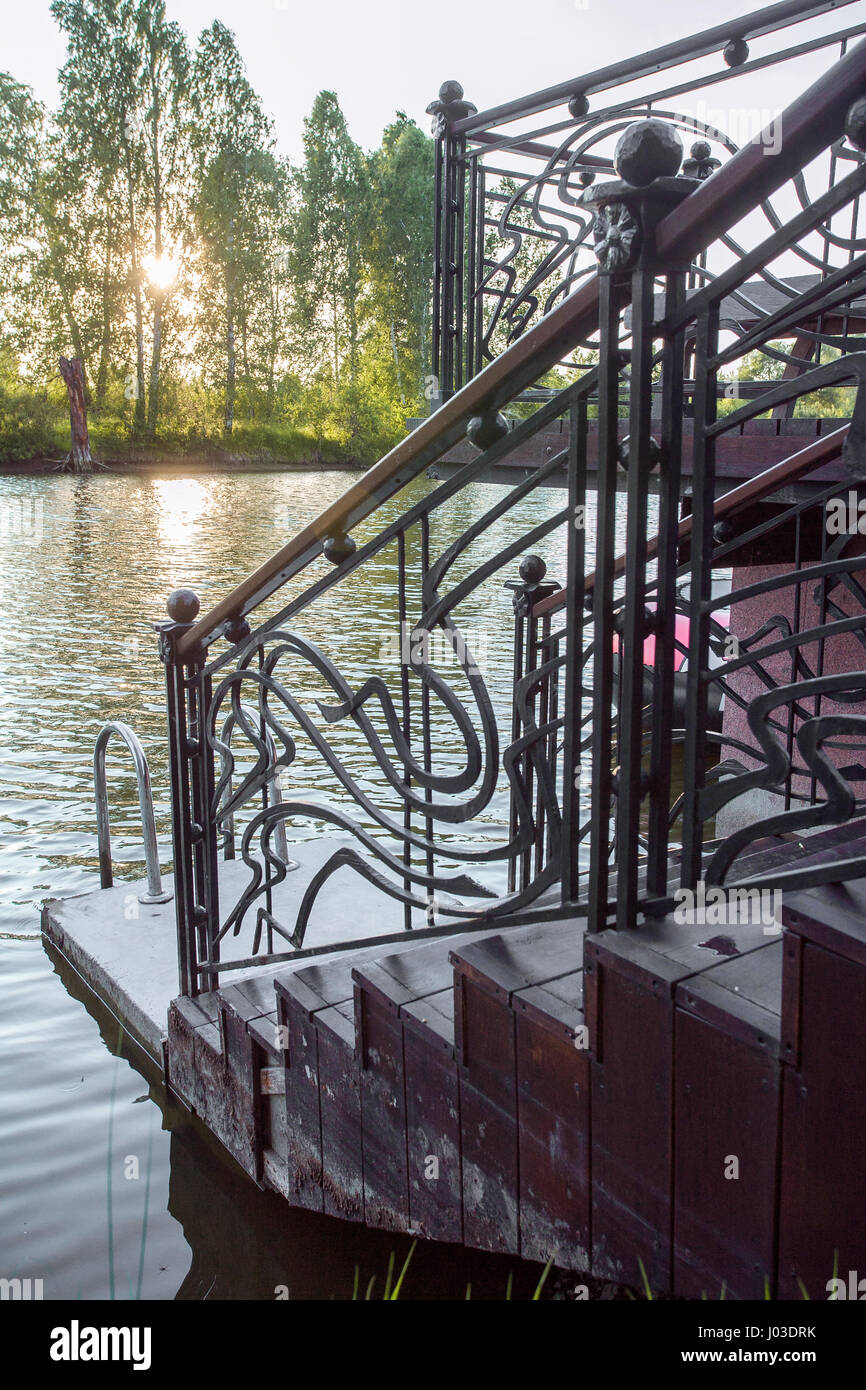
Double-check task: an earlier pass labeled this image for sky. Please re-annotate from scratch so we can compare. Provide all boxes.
[3,0,863,161]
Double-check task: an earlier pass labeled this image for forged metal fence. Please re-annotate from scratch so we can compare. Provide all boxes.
[430,0,866,400]
[158,12,866,995]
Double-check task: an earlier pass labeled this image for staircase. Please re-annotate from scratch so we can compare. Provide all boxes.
[152,7,866,1302]
[163,819,866,1297]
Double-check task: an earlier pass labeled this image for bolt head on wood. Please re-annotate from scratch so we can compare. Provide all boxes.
[614,119,683,187]
[167,588,200,624]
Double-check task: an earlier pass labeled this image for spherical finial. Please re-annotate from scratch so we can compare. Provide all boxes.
[690,139,712,162]
[723,37,749,68]
[467,411,509,450]
[439,79,464,105]
[519,554,547,586]
[578,169,595,187]
[614,119,683,187]
[323,533,357,565]
[568,92,590,119]
[167,588,200,623]
[845,96,866,151]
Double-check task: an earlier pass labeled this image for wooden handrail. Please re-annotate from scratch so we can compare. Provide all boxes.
[177,34,866,661]
[532,424,850,618]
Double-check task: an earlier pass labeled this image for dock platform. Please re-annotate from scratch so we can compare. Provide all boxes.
[41,823,866,1299]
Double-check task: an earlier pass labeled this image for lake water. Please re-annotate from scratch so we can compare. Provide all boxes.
[1,466,635,1301]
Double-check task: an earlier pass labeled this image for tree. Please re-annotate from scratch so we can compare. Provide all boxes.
[58,355,93,469]
[190,21,287,437]
[288,91,372,392]
[366,113,435,408]
[51,0,191,436]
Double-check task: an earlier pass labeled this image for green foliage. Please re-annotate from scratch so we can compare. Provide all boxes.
[0,6,436,469]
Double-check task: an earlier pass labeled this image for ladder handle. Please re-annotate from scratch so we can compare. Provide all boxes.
[93,722,171,904]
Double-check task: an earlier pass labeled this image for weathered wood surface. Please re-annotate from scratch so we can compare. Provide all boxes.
[158,827,866,1297]
[585,916,775,1289]
[673,942,783,1299]
[778,883,866,1299]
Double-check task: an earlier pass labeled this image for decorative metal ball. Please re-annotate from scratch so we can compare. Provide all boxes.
[466,411,509,450]
[723,37,749,68]
[439,79,464,105]
[323,533,357,565]
[578,170,596,187]
[614,119,683,187]
[519,554,547,586]
[845,97,866,152]
[167,588,200,623]
[568,92,590,119]
[690,140,712,162]
[224,615,252,644]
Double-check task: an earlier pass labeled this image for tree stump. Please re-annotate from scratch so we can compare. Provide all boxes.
[59,356,94,472]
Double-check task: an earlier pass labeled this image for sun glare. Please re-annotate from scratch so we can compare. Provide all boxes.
[144,253,179,292]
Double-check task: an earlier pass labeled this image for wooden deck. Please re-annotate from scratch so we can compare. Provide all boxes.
[66,822,849,1299]
[40,823,866,1299]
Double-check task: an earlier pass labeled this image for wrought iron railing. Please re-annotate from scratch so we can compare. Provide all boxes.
[158,24,866,994]
[430,0,866,401]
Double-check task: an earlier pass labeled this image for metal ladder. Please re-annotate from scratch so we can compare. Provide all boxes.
[93,722,172,904]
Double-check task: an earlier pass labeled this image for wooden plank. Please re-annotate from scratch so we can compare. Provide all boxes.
[585,916,773,1291]
[166,995,210,1109]
[275,977,324,1213]
[513,971,590,1270]
[778,933,866,1299]
[401,989,462,1243]
[673,943,783,1299]
[453,963,519,1255]
[217,992,263,1181]
[354,980,409,1231]
[316,1002,365,1223]
[452,923,586,1257]
[351,940,468,1234]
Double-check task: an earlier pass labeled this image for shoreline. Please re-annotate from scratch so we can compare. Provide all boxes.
[0,453,367,477]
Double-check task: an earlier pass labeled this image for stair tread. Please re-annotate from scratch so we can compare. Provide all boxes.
[351,928,502,1008]
[449,918,584,997]
[677,941,784,1046]
[400,987,454,1049]
[315,999,356,1048]
[273,939,431,1016]
[719,817,866,882]
[514,971,585,1040]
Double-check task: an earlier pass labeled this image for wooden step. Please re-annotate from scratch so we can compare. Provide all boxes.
[585,913,778,1291]
[352,938,466,1233]
[274,950,374,1220]
[166,990,223,1125]
[512,969,589,1268]
[449,919,585,1257]
[778,878,866,1299]
[273,936,454,1221]
[400,988,462,1242]
[673,941,784,1298]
